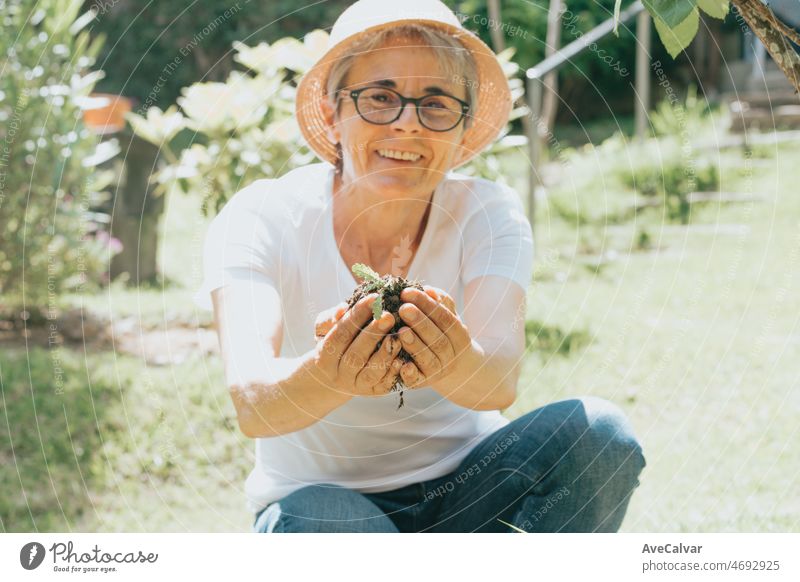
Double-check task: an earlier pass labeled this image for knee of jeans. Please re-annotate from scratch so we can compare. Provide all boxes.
[288,482,348,503]
[578,396,646,477]
[253,484,347,533]
[253,502,283,533]
[256,483,396,533]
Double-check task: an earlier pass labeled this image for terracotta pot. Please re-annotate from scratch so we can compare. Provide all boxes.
[82,93,133,134]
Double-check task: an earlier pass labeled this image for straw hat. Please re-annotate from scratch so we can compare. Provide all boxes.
[295,0,513,169]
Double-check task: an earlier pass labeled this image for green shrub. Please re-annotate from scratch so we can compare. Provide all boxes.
[126,32,327,215]
[524,319,592,357]
[0,0,117,311]
[617,138,719,223]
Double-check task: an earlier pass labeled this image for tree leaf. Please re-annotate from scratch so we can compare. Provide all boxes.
[654,8,700,58]
[643,0,698,28]
[697,0,729,19]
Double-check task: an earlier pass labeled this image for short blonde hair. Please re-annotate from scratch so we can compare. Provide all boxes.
[325,23,478,172]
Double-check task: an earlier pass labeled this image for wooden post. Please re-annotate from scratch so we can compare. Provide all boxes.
[526,76,543,229]
[541,0,563,134]
[487,0,505,53]
[635,10,651,141]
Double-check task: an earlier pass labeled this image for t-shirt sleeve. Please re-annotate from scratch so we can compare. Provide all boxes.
[460,181,534,291]
[193,179,282,311]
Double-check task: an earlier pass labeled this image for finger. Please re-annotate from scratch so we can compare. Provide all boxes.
[318,294,380,372]
[423,285,456,314]
[423,286,440,301]
[397,325,442,378]
[338,310,395,384]
[401,287,468,352]
[354,333,401,393]
[400,360,425,389]
[371,357,403,396]
[314,302,348,338]
[398,302,454,369]
[421,285,452,312]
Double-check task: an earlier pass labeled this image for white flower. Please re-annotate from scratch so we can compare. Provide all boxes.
[232,30,329,76]
[233,41,275,74]
[178,83,233,132]
[125,105,185,145]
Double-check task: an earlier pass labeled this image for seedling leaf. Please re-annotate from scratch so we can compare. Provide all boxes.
[371,294,383,320]
[352,262,382,284]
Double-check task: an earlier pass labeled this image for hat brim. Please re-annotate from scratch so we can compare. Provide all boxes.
[295,19,513,170]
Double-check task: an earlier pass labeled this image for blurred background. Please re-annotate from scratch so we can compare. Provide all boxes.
[1,0,798,532]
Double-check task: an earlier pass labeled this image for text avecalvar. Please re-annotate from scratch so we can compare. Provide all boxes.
[642,543,702,554]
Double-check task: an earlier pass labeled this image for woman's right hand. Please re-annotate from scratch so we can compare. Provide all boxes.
[313,294,403,397]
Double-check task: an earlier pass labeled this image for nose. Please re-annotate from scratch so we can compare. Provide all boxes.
[391,100,423,133]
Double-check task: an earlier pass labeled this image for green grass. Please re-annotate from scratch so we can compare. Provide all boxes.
[508,140,800,532]
[0,347,251,532]
[2,133,798,533]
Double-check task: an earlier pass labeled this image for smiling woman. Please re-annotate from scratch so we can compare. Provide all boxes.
[195,0,645,534]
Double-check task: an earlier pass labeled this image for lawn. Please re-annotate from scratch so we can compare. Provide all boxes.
[1,132,798,532]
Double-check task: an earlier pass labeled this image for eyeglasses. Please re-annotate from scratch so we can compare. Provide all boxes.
[343,86,470,132]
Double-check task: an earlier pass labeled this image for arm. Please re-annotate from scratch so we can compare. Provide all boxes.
[211,281,352,438]
[395,276,526,411]
[433,275,526,410]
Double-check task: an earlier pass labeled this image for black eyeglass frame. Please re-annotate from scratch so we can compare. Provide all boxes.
[343,86,470,132]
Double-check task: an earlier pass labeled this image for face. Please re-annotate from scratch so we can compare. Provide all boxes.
[321,36,469,199]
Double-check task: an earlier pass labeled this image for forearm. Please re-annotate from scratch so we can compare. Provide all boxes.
[227,348,352,438]
[430,337,520,411]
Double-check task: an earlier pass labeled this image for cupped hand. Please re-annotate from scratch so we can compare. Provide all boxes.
[394,286,477,389]
[314,294,403,397]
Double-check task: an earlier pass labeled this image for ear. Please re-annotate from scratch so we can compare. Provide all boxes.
[454,125,469,163]
[320,98,341,145]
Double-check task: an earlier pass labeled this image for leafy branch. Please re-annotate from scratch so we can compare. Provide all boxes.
[612,0,800,94]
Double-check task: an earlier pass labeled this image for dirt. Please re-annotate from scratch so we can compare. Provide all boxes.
[0,308,218,366]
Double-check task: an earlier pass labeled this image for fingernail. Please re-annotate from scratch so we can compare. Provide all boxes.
[384,337,393,353]
[402,330,414,343]
[402,306,418,322]
[379,313,393,330]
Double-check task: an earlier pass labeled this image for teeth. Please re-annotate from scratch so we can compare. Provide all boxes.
[377,149,421,162]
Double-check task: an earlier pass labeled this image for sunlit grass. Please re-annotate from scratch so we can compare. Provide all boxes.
[509,140,800,532]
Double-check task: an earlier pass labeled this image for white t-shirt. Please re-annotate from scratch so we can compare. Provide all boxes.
[194,162,534,514]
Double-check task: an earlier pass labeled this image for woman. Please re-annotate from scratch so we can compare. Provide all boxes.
[195,0,646,533]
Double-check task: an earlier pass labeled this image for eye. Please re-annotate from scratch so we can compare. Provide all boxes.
[421,96,448,109]
[362,88,399,106]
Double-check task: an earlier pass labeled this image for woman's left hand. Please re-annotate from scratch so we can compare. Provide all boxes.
[396,285,478,390]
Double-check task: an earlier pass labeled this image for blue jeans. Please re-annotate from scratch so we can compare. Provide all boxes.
[252,396,646,533]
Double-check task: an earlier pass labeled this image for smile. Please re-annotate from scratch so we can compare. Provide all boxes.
[376,149,422,162]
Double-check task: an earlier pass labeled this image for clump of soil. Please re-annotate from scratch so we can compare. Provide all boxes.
[345,263,425,409]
